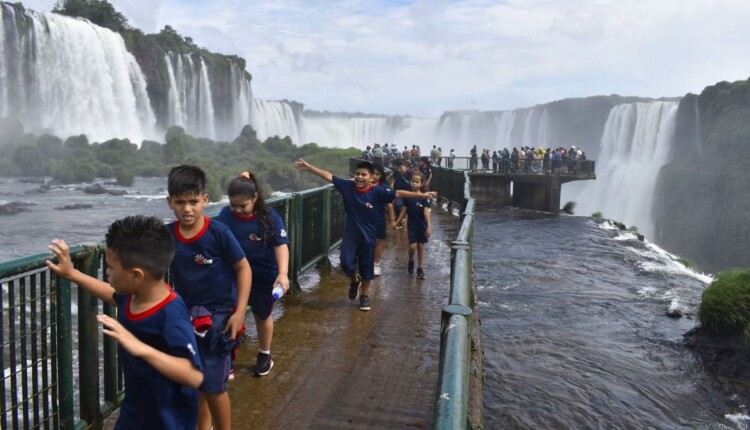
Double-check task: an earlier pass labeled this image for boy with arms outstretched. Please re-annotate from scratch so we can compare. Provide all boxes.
[295,159,435,310]
[395,171,433,279]
[45,215,203,430]
[166,165,252,430]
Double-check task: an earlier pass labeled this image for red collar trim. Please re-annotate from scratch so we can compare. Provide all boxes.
[175,216,210,243]
[355,185,372,194]
[125,288,177,321]
[232,212,256,221]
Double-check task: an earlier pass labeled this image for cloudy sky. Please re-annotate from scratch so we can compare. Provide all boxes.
[22,0,750,118]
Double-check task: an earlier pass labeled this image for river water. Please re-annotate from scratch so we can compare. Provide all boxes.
[1,178,746,429]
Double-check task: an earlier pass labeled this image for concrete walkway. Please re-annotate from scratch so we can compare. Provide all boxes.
[228,210,458,429]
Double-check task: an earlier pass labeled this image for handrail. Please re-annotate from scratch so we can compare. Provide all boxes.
[0,186,343,429]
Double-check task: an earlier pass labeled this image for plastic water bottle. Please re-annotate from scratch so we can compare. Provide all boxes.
[272,285,285,300]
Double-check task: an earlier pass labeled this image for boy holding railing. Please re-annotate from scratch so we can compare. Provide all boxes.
[46,215,204,429]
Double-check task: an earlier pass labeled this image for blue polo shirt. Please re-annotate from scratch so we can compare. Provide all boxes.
[168,217,246,310]
[392,170,412,191]
[404,197,432,233]
[216,206,289,288]
[333,176,396,245]
[113,290,202,430]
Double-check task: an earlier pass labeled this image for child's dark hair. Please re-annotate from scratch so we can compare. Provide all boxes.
[105,215,175,280]
[168,165,207,196]
[227,171,275,244]
[355,160,374,174]
[420,156,430,165]
[411,171,425,192]
[372,163,386,185]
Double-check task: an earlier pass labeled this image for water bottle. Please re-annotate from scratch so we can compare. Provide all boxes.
[272,285,285,300]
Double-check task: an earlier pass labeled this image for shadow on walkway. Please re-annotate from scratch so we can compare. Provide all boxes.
[230,209,459,429]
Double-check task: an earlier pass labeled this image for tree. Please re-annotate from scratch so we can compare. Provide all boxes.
[53,0,129,32]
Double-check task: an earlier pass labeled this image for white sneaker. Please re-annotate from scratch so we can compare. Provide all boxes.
[374,263,381,276]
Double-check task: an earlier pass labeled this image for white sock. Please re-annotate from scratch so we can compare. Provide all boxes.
[259,349,271,355]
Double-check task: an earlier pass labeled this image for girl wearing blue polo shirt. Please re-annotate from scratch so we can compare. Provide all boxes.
[217,171,290,377]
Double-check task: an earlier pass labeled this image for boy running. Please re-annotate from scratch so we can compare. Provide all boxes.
[46,215,203,429]
[295,159,435,310]
[166,165,252,430]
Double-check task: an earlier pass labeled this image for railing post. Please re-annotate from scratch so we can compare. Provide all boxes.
[55,274,75,430]
[322,186,332,263]
[288,192,303,294]
[78,250,102,429]
[434,304,472,430]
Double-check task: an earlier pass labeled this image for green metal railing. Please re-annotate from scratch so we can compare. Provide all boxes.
[0,186,343,429]
[431,170,476,430]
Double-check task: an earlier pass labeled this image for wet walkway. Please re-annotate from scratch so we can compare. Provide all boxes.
[229,209,458,429]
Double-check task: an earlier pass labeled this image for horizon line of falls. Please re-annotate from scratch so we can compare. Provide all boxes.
[562,101,678,239]
[0,2,156,143]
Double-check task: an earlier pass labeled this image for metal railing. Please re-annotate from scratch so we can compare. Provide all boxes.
[0,186,343,429]
[441,156,595,176]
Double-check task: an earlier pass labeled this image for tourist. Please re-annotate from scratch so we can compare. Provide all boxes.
[371,163,395,276]
[394,171,432,280]
[390,159,413,229]
[448,148,455,169]
[418,156,433,191]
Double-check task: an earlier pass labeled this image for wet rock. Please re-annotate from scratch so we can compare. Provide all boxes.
[83,184,108,194]
[665,308,683,318]
[24,187,48,194]
[107,189,128,196]
[56,203,93,210]
[0,201,34,215]
[684,326,750,398]
[19,177,46,184]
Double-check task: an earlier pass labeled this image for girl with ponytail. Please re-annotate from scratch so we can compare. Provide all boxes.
[217,171,290,377]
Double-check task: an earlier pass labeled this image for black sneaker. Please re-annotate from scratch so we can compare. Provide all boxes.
[251,352,274,377]
[417,268,426,279]
[407,260,415,274]
[349,275,361,300]
[359,295,371,311]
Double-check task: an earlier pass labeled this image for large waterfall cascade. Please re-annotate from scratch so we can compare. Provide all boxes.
[0,3,156,142]
[562,101,679,239]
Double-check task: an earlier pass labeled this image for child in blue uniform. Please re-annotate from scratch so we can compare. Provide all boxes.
[45,216,203,430]
[216,171,290,377]
[394,171,432,279]
[371,163,395,276]
[390,159,413,229]
[166,165,252,430]
[295,159,435,310]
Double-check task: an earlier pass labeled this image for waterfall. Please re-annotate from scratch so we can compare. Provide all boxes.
[251,99,302,145]
[562,101,678,238]
[0,3,156,142]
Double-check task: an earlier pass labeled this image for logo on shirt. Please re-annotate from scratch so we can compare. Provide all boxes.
[365,202,373,209]
[187,343,196,356]
[194,254,213,265]
[417,202,424,208]
[248,233,261,241]
[280,229,287,238]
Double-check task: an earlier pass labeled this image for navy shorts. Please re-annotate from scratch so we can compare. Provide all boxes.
[340,238,375,280]
[249,286,274,321]
[376,218,386,240]
[408,228,429,245]
[197,311,236,393]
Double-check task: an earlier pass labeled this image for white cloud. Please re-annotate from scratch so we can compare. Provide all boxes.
[17,0,750,117]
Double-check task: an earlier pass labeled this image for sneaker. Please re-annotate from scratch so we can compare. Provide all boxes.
[359,295,371,311]
[228,368,235,381]
[395,221,403,229]
[374,263,381,277]
[407,260,415,275]
[349,275,361,300]
[251,352,274,377]
[417,268,426,279]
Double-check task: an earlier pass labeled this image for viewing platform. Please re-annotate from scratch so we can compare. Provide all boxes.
[442,156,596,212]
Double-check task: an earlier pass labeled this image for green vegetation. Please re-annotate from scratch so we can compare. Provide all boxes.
[0,123,358,201]
[698,269,750,344]
[627,225,639,233]
[591,211,603,218]
[562,201,576,215]
[53,0,130,32]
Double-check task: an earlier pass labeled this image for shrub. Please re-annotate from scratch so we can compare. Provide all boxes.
[591,211,603,218]
[562,201,576,215]
[698,268,750,335]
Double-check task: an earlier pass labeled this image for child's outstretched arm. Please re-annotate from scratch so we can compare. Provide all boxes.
[395,190,437,199]
[97,314,203,388]
[225,257,251,339]
[294,159,333,183]
[45,239,116,306]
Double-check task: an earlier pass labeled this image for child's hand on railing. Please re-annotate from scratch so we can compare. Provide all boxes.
[45,239,75,279]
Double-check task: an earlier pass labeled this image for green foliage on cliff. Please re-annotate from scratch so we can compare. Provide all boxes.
[52,0,129,32]
[0,125,358,200]
[698,269,750,343]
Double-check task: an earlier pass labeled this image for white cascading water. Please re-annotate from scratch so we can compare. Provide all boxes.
[301,115,437,149]
[562,101,678,239]
[251,99,302,145]
[0,3,156,142]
